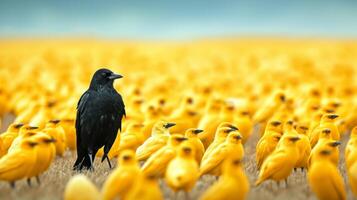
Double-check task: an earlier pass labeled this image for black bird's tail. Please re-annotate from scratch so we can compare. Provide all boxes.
[73,148,93,170]
[73,155,92,170]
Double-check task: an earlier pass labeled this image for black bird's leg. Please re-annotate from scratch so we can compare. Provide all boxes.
[106,156,112,169]
[27,178,32,187]
[88,153,94,171]
[285,179,288,188]
[10,182,15,189]
[36,176,41,185]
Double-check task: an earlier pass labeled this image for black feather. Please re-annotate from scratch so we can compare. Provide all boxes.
[73,68,125,170]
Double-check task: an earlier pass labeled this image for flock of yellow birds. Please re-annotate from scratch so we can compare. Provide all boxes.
[0,39,357,200]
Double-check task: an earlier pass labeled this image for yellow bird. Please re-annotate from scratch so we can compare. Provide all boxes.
[184,128,205,164]
[101,150,140,200]
[235,110,253,144]
[165,142,199,194]
[345,126,357,169]
[255,135,300,186]
[141,134,187,177]
[256,121,282,169]
[43,119,67,157]
[116,122,145,153]
[308,149,346,200]
[294,125,311,171]
[136,121,176,161]
[309,129,341,166]
[0,138,38,188]
[310,114,340,147]
[29,105,52,129]
[8,128,38,153]
[253,90,286,123]
[0,123,24,157]
[61,118,76,150]
[26,132,56,186]
[203,123,238,159]
[199,155,249,200]
[141,105,162,139]
[64,174,100,200]
[197,98,223,148]
[200,131,244,176]
[124,174,163,200]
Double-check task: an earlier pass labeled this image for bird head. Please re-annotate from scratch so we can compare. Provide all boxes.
[328,140,341,147]
[178,142,195,157]
[216,126,237,139]
[152,121,175,135]
[217,122,239,131]
[169,134,188,146]
[119,150,136,165]
[227,132,242,143]
[21,138,38,149]
[89,68,123,90]
[185,128,203,137]
[14,123,24,129]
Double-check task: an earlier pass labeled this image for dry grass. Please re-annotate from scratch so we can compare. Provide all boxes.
[0,116,355,200]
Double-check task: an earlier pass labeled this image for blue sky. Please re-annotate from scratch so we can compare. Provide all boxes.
[0,0,356,39]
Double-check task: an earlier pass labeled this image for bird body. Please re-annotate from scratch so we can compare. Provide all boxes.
[200,131,244,176]
[0,138,38,186]
[309,129,340,167]
[165,142,199,192]
[26,133,56,184]
[64,175,100,200]
[255,135,300,186]
[199,155,249,200]
[136,121,175,161]
[308,150,346,200]
[253,90,286,123]
[235,111,253,144]
[184,128,205,164]
[0,123,23,157]
[202,123,238,160]
[43,120,66,157]
[256,121,282,169]
[101,150,140,200]
[141,134,187,177]
[74,68,125,170]
[124,174,163,200]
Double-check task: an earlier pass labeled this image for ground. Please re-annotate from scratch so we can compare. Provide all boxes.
[0,115,354,200]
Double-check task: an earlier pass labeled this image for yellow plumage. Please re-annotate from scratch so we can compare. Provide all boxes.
[308,149,346,200]
[64,175,100,200]
[200,131,244,176]
[199,154,249,200]
[101,150,140,200]
[165,142,199,192]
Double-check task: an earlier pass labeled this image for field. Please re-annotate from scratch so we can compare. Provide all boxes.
[0,115,354,200]
[0,39,356,200]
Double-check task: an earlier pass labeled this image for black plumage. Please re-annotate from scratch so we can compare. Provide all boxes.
[73,68,125,170]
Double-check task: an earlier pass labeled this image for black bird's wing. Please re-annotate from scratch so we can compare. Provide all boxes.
[102,91,125,154]
[74,88,126,170]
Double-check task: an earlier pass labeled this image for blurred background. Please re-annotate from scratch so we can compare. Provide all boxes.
[0,0,357,39]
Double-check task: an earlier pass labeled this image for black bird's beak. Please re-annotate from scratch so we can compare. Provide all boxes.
[228,125,239,131]
[234,135,242,140]
[329,141,341,147]
[108,73,123,80]
[29,126,39,130]
[14,123,24,129]
[289,136,300,142]
[193,129,204,134]
[164,123,176,129]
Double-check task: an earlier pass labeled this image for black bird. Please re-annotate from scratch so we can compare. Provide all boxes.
[73,68,126,170]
